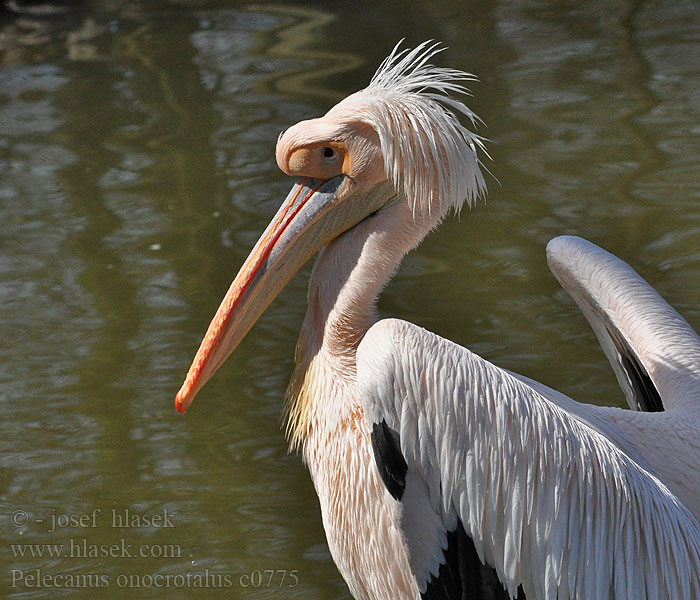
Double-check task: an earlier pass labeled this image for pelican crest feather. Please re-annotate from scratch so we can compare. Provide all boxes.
[328,40,487,216]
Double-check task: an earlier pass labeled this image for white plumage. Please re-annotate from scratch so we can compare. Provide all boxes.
[547,235,700,412]
[175,42,700,599]
[359,316,700,599]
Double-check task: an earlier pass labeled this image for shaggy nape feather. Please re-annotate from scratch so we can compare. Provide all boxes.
[328,40,488,216]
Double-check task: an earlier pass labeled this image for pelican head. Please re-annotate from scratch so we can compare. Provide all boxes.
[175,41,486,413]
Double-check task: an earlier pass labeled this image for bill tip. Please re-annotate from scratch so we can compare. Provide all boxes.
[174,388,191,414]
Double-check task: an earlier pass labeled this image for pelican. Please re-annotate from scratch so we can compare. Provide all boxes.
[175,42,700,599]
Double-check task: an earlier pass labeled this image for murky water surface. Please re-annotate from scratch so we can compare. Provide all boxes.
[1,1,698,597]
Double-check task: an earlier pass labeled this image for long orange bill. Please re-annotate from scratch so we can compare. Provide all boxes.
[175,176,347,413]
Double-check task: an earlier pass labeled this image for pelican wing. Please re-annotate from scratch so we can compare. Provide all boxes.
[357,318,700,600]
[547,235,700,412]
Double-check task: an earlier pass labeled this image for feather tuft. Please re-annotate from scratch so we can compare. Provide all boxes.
[331,40,488,216]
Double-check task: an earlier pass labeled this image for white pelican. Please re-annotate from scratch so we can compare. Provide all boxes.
[175,42,700,599]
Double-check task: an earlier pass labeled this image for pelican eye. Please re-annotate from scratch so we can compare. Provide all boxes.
[322,146,336,160]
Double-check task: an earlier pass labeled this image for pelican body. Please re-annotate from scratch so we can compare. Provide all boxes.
[175,43,700,599]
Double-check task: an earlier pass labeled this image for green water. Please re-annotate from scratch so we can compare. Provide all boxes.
[1,1,698,598]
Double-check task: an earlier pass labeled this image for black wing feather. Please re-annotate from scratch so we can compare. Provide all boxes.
[371,420,527,599]
[423,520,526,600]
[370,420,408,501]
[605,324,664,412]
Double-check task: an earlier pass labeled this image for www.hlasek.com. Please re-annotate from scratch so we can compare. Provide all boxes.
[10,569,300,590]
[10,537,181,560]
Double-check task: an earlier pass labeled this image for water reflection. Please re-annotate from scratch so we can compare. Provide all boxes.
[1,1,698,598]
